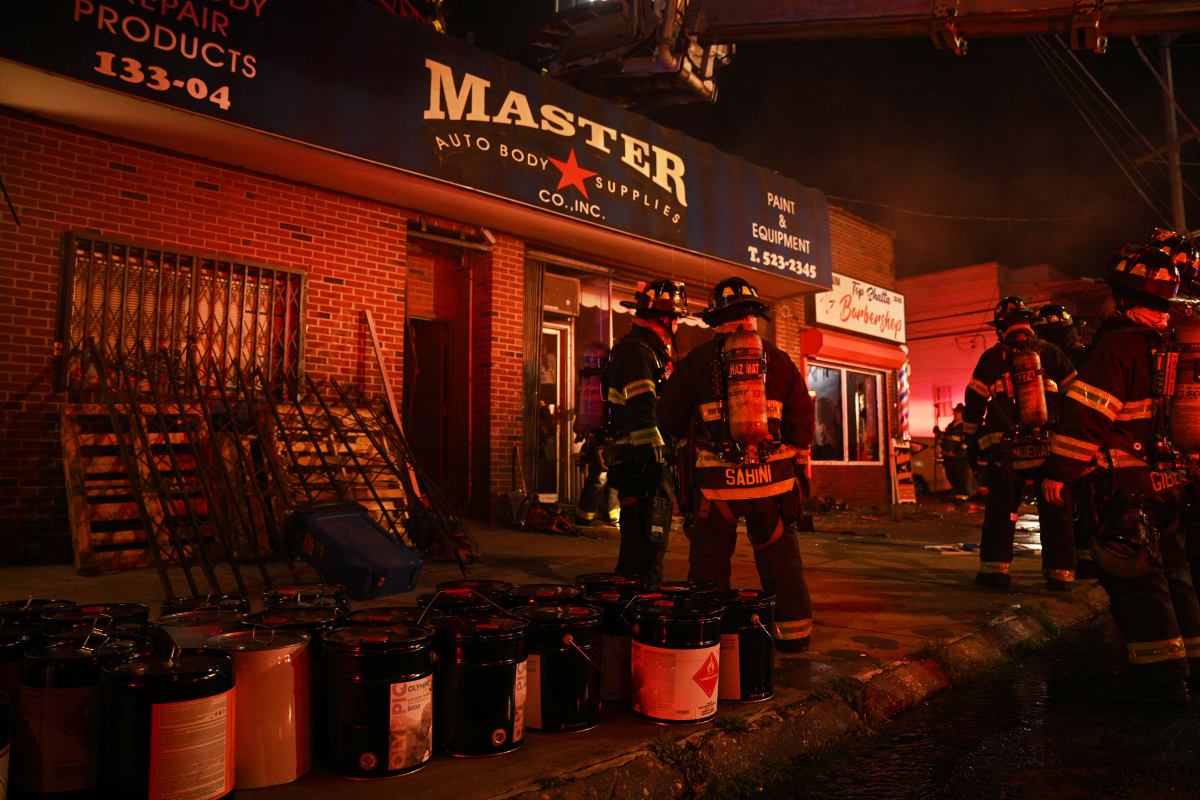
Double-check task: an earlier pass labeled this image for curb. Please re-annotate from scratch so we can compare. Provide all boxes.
[489,583,1111,800]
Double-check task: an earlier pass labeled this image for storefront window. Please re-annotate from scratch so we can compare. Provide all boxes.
[808,363,882,463]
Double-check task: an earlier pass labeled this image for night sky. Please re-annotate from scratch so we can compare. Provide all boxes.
[444,1,1199,279]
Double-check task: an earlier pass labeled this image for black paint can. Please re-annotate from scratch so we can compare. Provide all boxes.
[511,604,602,732]
[39,602,151,635]
[416,588,495,616]
[319,624,434,778]
[431,615,528,757]
[99,650,236,799]
[0,690,10,794]
[645,580,719,599]
[629,598,723,724]
[704,589,776,703]
[0,598,74,625]
[0,623,40,700]
[583,590,662,703]
[160,594,252,615]
[347,606,444,627]
[575,572,643,596]
[16,638,151,794]
[264,583,350,615]
[502,583,584,608]
[244,607,342,639]
[436,579,513,599]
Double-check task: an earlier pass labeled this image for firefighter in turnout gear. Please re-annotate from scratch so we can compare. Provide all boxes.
[940,403,973,497]
[606,279,688,582]
[658,277,816,653]
[964,296,1078,590]
[1033,302,1096,576]
[1043,245,1200,705]
[573,342,619,526]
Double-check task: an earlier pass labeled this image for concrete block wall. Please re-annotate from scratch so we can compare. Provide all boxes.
[0,112,419,560]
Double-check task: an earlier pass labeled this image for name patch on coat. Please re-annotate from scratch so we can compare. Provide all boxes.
[724,465,774,486]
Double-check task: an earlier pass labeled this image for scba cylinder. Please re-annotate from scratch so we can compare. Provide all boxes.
[574,342,610,436]
[1171,306,1200,454]
[1010,348,1048,428]
[722,329,770,451]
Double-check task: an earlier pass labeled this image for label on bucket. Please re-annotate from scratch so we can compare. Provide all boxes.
[600,633,631,701]
[718,633,741,701]
[15,685,98,793]
[630,641,720,721]
[513,660,527,743]
[149,689,235,800]
[388,674,432,771]
[0,741,11,797]
[526,654,543,729]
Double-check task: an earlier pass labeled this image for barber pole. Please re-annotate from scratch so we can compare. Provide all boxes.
[898,357,911,440]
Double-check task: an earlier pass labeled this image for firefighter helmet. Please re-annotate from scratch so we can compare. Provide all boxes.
[990,296,1036,329]
[1034,303,1074,331]
[1105,245,1180,311]
[620,279,689,318]
[701,277,770,326]
[1150,229,1200,294]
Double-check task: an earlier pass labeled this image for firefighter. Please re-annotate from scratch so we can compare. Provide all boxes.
[963,296,1078,590]
[606,279,689,582]
[940,403,972,497]
[658,277,815,652]
[1034,304,1089,370]
[1043,245,1200,705]
[573,342,619,526]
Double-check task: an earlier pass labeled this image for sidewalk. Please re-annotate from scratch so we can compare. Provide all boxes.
[1,496,1110,799]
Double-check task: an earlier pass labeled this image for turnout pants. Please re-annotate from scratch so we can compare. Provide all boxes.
[980,460,1076,581]
[615,488,669,583]
[687,483,813,652]
[576,445,618,524]
[1098,488,1200,689]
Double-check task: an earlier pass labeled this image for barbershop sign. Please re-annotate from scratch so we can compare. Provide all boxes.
[813,273,906,343]
[2,0,832,289]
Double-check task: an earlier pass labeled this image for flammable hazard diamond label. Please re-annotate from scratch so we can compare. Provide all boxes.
[692,651,720,698]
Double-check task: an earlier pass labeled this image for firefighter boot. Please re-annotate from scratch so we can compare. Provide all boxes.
[974,569,1012,589]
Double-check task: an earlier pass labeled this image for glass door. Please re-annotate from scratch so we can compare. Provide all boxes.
[537,320,574,502]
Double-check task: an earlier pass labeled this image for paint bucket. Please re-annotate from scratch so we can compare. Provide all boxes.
[430,615,528,756]
[264,583,350,614]
[160,594,251,616]
[158,610,247,649]
[0,691,10,798]
[319,624,434,778]
[581,590,661,703]
[645,580,719,599]
[39,602,150,635]
[243,607,342,639]
[99,650,236,799]
[629,598,723,724]
[703,589,776,703]
[15,638,150,794]
[205,630,312,789]
[0,624,40,701]
[347,606,444,627]
[574,572,643,596]
[511,604,602,732]
[416,588,495,616]
[0,599,74,625]
[436,579,513,600]
[502,583,584,609]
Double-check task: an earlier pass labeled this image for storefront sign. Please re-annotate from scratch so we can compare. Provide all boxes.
[1,1,832,289]
[813,273,905,343]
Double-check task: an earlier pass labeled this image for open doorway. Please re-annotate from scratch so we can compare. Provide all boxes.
[536,319,574,502]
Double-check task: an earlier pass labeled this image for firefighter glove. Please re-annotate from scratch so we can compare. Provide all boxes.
[1042,478,1065,506]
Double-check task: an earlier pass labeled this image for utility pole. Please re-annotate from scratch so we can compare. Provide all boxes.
[1159,35,1187,233]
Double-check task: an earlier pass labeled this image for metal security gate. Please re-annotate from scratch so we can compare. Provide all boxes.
[58,233,304,395]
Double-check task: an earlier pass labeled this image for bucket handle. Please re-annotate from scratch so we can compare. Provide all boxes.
[751,613,774,641]
[251,623,277,644]
[418,589,519,625]
[80,613,115,654]
[562,633,600,672]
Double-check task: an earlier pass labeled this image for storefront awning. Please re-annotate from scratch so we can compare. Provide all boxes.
[801,328,907,370]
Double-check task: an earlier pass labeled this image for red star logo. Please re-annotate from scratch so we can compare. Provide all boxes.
[548,148,597,199]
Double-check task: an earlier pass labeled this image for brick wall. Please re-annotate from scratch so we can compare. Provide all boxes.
[0,112,420,561]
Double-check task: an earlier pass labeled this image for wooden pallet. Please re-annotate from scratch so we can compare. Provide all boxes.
[61,405,207,574]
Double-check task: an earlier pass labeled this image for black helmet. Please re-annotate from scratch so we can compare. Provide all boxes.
[701,277,770,326]
[1149,228,1200,295]
[620,279,689,318]
[1105,245,1179,311]
[1034,303,1074,330]
[991,296,1035,330]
